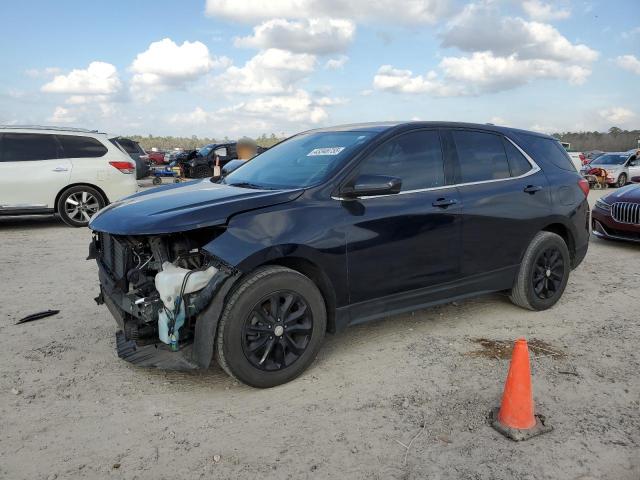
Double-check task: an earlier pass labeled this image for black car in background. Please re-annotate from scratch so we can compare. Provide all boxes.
[110,137,150,180]
[89,122,590,387]
[179,142,239,178]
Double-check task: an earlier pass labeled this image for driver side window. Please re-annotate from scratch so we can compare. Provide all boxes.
[357,130,445,191]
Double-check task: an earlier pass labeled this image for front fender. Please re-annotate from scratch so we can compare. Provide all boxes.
[201,201,349,306]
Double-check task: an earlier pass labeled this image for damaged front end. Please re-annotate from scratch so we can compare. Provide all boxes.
[89,228,238,370]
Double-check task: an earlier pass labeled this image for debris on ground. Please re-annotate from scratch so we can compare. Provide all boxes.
[16,309,60,325]
[467,338,566,360]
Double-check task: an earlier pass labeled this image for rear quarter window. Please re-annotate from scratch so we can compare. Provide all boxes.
[57,135,108,158]
[516,133,576,172]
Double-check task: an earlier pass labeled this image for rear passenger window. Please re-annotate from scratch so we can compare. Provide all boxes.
[358,130,444,191]
[57,135,108,158]
[452,130,510,183]
[516,134,576,172]
[1,133,60,162]
[503,138,533,177]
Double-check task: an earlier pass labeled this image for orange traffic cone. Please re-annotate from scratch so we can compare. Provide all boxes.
[490,338,552,441]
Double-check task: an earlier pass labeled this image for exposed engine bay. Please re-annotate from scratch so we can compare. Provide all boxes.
[90,228,233,355]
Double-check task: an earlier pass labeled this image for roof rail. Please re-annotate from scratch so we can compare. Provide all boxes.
[0,125,106,134]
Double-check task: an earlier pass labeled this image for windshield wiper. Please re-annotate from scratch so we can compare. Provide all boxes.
[227,181,268,189]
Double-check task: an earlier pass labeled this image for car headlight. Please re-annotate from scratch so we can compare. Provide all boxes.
[595,198,611,211]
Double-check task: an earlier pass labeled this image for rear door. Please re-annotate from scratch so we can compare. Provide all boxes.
[448,129,550,278]
[0,132,71,210]
[344,129,462,304]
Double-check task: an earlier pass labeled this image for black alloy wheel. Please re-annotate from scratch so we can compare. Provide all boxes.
[215,265,326,388]
[509,231,570,311]
[532,247,565,299]
[242,291,313,371]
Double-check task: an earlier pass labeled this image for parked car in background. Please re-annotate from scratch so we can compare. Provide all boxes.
[180,142,239,178]
[581,151,640,187]
[592,183,640,242]
[0,126,137,226]
[146,150,166,165]
[164,149,184,164]
[89,121,589,387]
[585,150,604,163]
[567,151,585,171]
[110,137,150,180]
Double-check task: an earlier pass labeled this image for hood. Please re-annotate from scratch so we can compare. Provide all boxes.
[603,184,640,203]
[90,179,303,235]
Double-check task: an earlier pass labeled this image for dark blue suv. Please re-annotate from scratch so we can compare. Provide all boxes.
[89,122,590,387]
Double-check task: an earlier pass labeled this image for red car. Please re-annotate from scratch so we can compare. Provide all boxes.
[146,151,166,165]
[592,184,640,243]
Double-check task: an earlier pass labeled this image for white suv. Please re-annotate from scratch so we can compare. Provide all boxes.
[0,126,138,227]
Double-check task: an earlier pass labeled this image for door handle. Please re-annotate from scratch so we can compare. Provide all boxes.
[523,185,542,194]
[52,166,69,172]
[432,198,458,208]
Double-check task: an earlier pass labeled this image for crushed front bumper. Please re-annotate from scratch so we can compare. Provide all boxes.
[97,259,239,370]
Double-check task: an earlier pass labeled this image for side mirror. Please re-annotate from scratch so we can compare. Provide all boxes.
[341,174,402,199]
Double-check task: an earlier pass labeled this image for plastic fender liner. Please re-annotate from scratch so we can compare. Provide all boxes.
[191,271,241,368]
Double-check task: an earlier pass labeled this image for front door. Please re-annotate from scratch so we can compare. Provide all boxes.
[0,132,71,210]
[343,129,462,304]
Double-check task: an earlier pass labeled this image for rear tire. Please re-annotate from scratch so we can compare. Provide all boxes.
[616,173,627,188]
[215,266,326,388]
[57,185,105,227]
[509,231,570,311]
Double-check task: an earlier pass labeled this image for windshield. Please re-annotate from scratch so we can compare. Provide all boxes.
[595,154,628,165]
[223,131,376,189]
[198,145,214,157]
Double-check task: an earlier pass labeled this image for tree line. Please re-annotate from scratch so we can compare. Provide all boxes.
[127,127,639,153]
[128,133,285,151]
[552,127,640,152]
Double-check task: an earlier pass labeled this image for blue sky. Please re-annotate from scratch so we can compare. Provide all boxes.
[1,0,639,138]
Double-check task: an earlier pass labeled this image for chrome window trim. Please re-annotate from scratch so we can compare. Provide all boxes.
[332,135,541,201]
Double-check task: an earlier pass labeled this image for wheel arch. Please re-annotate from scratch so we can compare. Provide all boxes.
[258,256,338,333]
[54,183,109,213]
[541,222,575,264]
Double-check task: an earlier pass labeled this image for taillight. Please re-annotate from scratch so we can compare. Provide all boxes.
[578,178,589,197]
[109,161,135,174]
[579,153,586,161]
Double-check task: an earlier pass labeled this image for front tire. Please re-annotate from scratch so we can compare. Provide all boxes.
[509,231,570,311]
[57,185,105,227]
[215,266,326,388]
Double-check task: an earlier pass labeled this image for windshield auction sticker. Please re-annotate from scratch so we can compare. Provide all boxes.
[307,147,345,156]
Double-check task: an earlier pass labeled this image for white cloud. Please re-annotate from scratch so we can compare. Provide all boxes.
[130,38,228,100]
[521,0,571,21]
[205,0,452,25]
[440,51,591,91]
[41,62,121,95]
[25,67,62,78]
[235,18,355,54]
[599,107,636,126]
[325,55,349,70]
[211,48,316,94]
[489,116,507,125]
[169,89,342,134]
[48,106,77,123]
[441,4,597,63]
[615,54,640,75]
[373,65,463,96]
[376,3,597,97]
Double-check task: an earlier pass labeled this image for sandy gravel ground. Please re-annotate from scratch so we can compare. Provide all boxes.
[0,188,638,480]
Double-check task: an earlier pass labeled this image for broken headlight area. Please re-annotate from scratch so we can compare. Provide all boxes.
[91,228,230,352]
